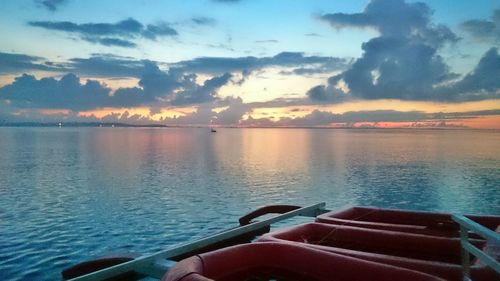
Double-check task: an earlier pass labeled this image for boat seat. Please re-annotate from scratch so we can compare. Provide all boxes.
[163,242,444,281]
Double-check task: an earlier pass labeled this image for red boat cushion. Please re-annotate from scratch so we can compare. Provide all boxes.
[316,207,500,237]
[259,223,498,281]
[163,242,444,281]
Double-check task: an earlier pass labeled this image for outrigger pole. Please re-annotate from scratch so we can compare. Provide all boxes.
[67,202,329,281]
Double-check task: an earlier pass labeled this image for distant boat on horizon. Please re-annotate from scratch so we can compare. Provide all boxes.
[211,128,217,133]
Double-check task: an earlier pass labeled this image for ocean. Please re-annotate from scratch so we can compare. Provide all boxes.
[0,127,499,280]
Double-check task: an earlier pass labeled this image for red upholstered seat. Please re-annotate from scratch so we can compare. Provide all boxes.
[163,242,444,281]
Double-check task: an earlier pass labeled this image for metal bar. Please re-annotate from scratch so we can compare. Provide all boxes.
[463,241,500,274]
[452,214,500,281]
[460,225,470,279]
[68,202,326,281]
[134,258,172,279]
[452,214,500,243]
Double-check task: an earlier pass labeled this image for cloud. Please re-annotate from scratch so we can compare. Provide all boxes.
[241,109,500,128]
[67,54,145,78]
[441,47,500,101]
[142,23,178,39]
[310,0,499,103]
[192,17,216,26]
[161,96,251,126]
[39,0,67,11]
[28,18,177,47]
[461,9,500,43]
[0,52,65,74]
[171,73,232,105]
[0,60,233,110]
[0,50,347,81]
[306,76,349,103]
[84,37,137,48]
[0,73,111,111]
[0,52,156,78]
[162,105,217,126]
[319,0,458,46]
[255,39,279,43]
[214,96,251,125]
[173,51,348,75]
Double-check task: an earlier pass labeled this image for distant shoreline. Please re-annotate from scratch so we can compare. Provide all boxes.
[0,122,166,128]
[1,122,499,131]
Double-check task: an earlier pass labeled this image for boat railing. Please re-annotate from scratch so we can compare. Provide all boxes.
[452,214,500,281]
[67,202,328,281]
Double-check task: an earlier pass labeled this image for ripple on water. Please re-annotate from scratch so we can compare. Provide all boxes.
[0,128,499,280]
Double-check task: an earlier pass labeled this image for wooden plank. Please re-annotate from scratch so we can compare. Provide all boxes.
[68,202,326,281]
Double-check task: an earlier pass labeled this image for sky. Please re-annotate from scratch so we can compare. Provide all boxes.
[0,0,499,128]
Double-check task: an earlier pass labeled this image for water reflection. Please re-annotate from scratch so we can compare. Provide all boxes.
[0,127,499,280]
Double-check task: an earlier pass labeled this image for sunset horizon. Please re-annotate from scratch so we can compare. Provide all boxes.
[1,1,500,280]
[1,0,499,129]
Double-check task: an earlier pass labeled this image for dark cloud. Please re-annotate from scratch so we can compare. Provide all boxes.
[0,51,347,82]
[0,60,233,110]
[457,47,500,92]
[192,17,216,26]
[0,52,64,74]
[28,18,177,47]
[461,9,500,43]
[171,73,232,105]
[310,0,499,103]
[281,60,352,75]
[240,109,500,128]
[0,52,154,78]
[137,61,180,98]
[29,18,142,36]
[306,77,348,103]
[214,97,252,125]
[304,33,322,37]
[67,54,145,78]
[142,23,178,39]
[340,36,455,100]
[0,73,111,111]
[441,47,500,101]
[173,52,348,75]
[255,39,279,43]
[319,0,458,46]
[84,37,137,48]
[293,110,428,127]
[39,0,67,11]
[110,61,190,107]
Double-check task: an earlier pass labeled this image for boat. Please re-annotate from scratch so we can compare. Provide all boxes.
[316,206,500,237]
[62,203,500,281]
[164,243,443,281]
[259,223,497,281]
[211,128,217,133]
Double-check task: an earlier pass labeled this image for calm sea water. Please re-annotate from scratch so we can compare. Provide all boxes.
[0,127,499,280]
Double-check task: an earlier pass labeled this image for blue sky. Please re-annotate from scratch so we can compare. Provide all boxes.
[0,0,499,128]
